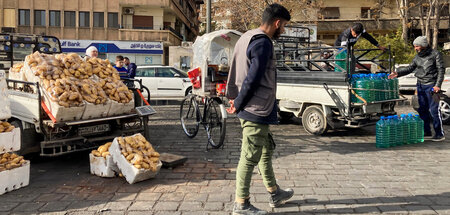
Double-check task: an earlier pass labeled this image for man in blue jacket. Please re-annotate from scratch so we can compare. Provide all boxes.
[226,4,294,215]
[124,57,137,79]
[389,36,445,141]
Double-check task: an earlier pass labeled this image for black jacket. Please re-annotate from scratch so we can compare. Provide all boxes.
[397,48,445,88]
[334,27,379,47]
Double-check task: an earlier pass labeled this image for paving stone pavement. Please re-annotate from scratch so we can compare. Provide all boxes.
[1,104,450,215]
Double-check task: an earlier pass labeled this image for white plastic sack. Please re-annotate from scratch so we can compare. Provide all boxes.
[0,70,11,120]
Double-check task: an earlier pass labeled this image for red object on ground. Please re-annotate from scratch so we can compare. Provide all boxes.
[187,67,201,89]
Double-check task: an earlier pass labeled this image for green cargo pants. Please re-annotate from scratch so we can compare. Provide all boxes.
[236,119,277,199]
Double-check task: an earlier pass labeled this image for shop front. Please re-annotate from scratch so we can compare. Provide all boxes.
[60,40,164,66]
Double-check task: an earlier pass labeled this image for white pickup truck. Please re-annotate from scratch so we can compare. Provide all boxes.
[275,40,403,135]
[2,33,151,156]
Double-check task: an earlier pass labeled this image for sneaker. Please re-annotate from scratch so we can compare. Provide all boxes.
[432,136,445,142]
[233,199,268,215]
[424,133,433,140]
[269,184,294,208]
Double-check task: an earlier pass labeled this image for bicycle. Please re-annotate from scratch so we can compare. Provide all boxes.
[180,94,226,149]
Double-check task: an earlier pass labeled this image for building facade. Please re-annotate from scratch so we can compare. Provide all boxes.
[0,0,203,65]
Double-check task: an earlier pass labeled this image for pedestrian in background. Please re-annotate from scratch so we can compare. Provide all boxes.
[389,36,445,141]
[114,55,128,79]
[123,57,137,79]
[85,46,99,58]
[226,3,294,215]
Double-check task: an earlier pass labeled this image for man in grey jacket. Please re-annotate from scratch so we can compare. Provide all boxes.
[226,3,294,215]
[389,36,445,141]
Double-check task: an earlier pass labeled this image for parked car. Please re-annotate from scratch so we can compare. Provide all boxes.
[397,64,416,93]
[411,67,450,124]
[135,65,192,99]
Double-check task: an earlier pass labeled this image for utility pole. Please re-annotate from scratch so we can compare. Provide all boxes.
[206,0,211,33]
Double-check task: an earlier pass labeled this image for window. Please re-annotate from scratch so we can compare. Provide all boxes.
[79,11,90,27]
[64,11,75,27]
[108,12,118,28]
[136,68,156,77]
[49,10,60,26]
[156,68,176,77]
[361,7,371,18]
[320,7,340,19]
[34,10,45,26]
[19,9,30,26]
[93,12,104,27]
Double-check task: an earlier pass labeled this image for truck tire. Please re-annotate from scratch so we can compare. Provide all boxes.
[302,105,328,135]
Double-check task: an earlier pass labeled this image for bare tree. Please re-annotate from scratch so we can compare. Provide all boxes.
[395,0,411,43]
[214,0,323,32]
[432,0,441,49]
[371,0,388,29]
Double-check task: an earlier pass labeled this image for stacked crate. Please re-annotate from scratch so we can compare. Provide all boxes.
[0,70,30,195]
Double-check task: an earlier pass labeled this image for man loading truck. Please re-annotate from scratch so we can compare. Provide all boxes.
[389,36,446,142]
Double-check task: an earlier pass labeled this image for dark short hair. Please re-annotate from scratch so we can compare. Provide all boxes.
[351,23,364,35]
[116,55,124,61]
[262,3,291,24]
[124,57,129,61]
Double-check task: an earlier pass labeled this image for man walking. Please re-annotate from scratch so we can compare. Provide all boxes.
[389,36,445,141]
[226,4,294,215]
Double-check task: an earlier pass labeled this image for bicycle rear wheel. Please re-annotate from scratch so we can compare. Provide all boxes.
[205,98,226,148]
[180,95,200,138]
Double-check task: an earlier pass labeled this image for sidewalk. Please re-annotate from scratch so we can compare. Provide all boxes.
[0,104,449,214]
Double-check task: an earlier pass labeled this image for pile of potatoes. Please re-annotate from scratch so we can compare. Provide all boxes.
[0,153,26,172]
[117,134,160,171]
[25,52,62,80]
[23,52,135,107]
[55,53,93,79]
[100,78,134,104]
[0,121,14,133]
[77,78,108,104]
[91,142,112,158]
[85,57,121,81]
[42,78,83,107]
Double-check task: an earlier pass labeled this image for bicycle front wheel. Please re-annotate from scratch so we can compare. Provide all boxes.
[180,95,200,138]
[205,98,226,148]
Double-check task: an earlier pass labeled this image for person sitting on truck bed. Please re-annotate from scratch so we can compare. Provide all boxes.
[335,23,386,50]
[85,46,99,58]
[114,55,128,79]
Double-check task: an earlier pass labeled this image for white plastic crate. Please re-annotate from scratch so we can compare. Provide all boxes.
[89,153,119,178]
[0,161,30,195]
[0,127,21,154]
[109,138,162,184]
[82,101,112,120]
[107,99,134,117]
[0,70,11,120]
[41,88,85,122]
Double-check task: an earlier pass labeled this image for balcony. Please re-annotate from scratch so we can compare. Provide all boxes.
[119,28,182,46]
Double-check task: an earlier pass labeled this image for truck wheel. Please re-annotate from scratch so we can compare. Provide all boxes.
[302,105,328,135]
[278,111,294,122]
